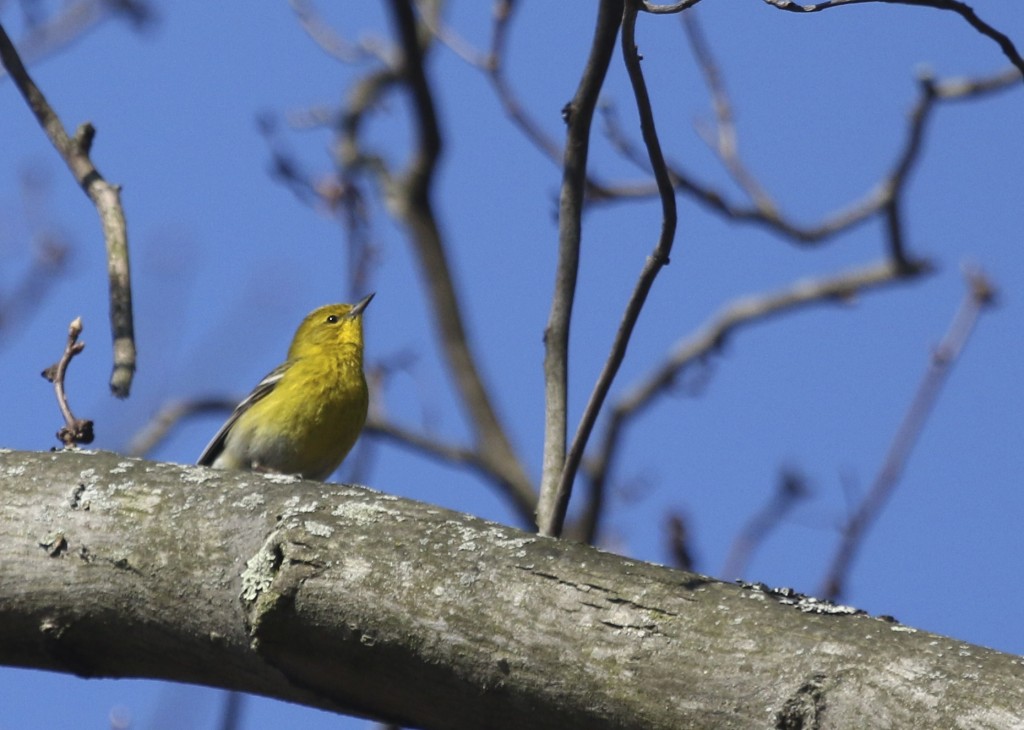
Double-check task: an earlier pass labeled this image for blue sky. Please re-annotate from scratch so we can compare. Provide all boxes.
[2,2,1022,728]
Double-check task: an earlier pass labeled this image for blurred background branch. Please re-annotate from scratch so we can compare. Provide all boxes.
[0,19,135,396]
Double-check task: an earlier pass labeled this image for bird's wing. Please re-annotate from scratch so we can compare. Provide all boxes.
[196,362,290,466]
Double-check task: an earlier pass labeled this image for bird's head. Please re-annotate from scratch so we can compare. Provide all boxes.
[288,293,374,360]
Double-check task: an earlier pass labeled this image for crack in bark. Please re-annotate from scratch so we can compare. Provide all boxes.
[776,672,830,730]
[519,565,684,625]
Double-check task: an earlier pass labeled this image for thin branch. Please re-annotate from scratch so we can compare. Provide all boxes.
[336,66,401,187]
[537,0,624,534]
[258,112,379,300]
[289,0,380,64]
[0,234,70,347]
[421,0,650,207]
[385,0,535,510]
[602,100,881,239]
[762,0,1024,78]
[0,0,154,77]
[665,511,696,571]
[683,10,777,215]
[881,71,940,269]
[642,0,705,12]
[0,22,136,396]
[218,692,245,730]
[476,1,645,205]
[366,418,486,470]
[933,66,1022,98]
[820,266,997,601]
[365,417,537,524]
[413,0,490,67]
[127,397,239,457]
[542,0,679,538]
[722,468,811,580]
[582,258,932,542]
[40,316,93,447]
[427,0,610,202]
[603,55,944,250]
[485,0,565,163]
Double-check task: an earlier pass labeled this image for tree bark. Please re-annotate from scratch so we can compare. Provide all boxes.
[0,449,1020,729]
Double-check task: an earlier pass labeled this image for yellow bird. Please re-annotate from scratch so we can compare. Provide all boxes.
[197,294,373,481]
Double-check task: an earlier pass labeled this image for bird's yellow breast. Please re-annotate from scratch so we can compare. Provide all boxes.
[224,350,368,480]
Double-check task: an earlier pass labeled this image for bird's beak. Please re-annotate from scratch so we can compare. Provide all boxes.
[347,292,375,319]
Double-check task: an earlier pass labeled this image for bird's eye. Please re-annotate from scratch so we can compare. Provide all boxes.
[326,314,339,324]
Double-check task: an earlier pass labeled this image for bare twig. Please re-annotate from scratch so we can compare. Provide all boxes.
[665,511,696,571]
[542,0,679,537]
[642,0,704,12]
[933,66,1022,98]
[0,236,70,346]
[0,22,136,397]
[882,70,940,270]
[384,0,535,513]
[41,317,94,447]
[258,113,379,299]
[218,692,245,730]
[722,468,811,579]
[289,0,380,63]
[683,11,777,215]
[413,0,489,67]
[428,0,627,211]
[582,257,932,542]
[366,418,485,471]
[820,266,997,601]
[603,98,879,240]
[484,0,565,164]
[424,0,698,209]
[0,0,154,77]
[365,417,537,524]
[537,0,624,535]
[475,1,646,204]
[761,0,1024,78]
[602,59,1018,245]
[127,397,239,457]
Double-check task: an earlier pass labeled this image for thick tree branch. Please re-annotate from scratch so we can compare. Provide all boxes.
[2,449,1023,729]
[0,22,136,397]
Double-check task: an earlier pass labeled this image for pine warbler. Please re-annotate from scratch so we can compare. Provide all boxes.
[197,294,373,481]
